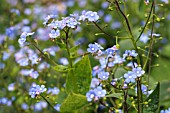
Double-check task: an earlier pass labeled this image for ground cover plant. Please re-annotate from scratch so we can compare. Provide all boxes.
[0,0,170,113]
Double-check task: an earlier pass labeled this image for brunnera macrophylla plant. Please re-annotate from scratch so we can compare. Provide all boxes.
[13,1,165,113]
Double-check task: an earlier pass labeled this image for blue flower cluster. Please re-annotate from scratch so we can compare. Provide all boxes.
[124,67,145,83]
[86,86,106,102]
[0,97,13,106]
[29,83,47,98]
[44,10,100,39]
[160,108,170,113]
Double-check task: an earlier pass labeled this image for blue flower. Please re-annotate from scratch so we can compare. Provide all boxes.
[87,43,100,53]
[49,29,60,38]
[124,71,137,83]
[21,103,29,110]
[79,10,87,21]
[43,15,57,25]
[132,67,145,77]
[47,87,60,95]
[160,108,170,113]
[99,57,107,69]
[126,62,138,68]
[90,78,100,88]
[30,70,39,79]
[122,82,128,89]
[111,79,117,86]
[18,32,35,45]
[94,86,106,98]
[106,46,118,57]
[140,34,149,43]
[123,50,138,59]
[29,84,47,98]
[113,55,125,64]
[86,90,96,102]
[64,17,80,28]
[54,104,61,112]
[17,58,29,66]
[85,11,99,22]
[135,84,152,95]
[34,101,47,111]
[8,83,15,91]
[98,71,109,80]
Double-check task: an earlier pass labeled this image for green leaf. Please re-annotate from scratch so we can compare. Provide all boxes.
[160,44,170,58]
[151,57,170,81]
[56,91,68,104]
[66,55,92,95]
[160,81,170,107]
[56,42,66,50]
[60,93,88,112]
[53,64,69,72]
[143,82,160,113]
[105,93,123,98]
[70,44,80,58]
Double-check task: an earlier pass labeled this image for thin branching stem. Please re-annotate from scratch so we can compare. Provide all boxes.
[136,2,154,43]
[93,21,113,38]
[148,0,156,93]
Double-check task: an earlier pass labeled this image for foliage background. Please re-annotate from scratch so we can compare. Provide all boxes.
[0,0,170,112]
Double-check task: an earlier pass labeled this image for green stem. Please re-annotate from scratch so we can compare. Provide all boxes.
[93,22,113,38]
[136,2,154,43]
[137,78,143,113]
[147,0,155,95]
[123,90,128,113]
[65,29,73,68]
[31,43,57,66]
[40,95,56,111]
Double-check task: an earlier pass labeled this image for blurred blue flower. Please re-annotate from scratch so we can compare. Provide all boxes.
[43,15,57,25]
[54,104,61,112]
[18,32,35,45]
[34,101,47,111]
[104,14,112,23]
[59,57,69,65]
[101,2,109,9]
[90,78,100,88]
[8,83,15,91]
[47,87,60,95]
[85,11,99,22]
[160,108,170,113]
[140,34,149,43]
[29,84,47,98]
[0,62,5,69]
[21,103,29,110]
[64,17,80,28]
[49,29,60,38]
[6,27,16,39]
